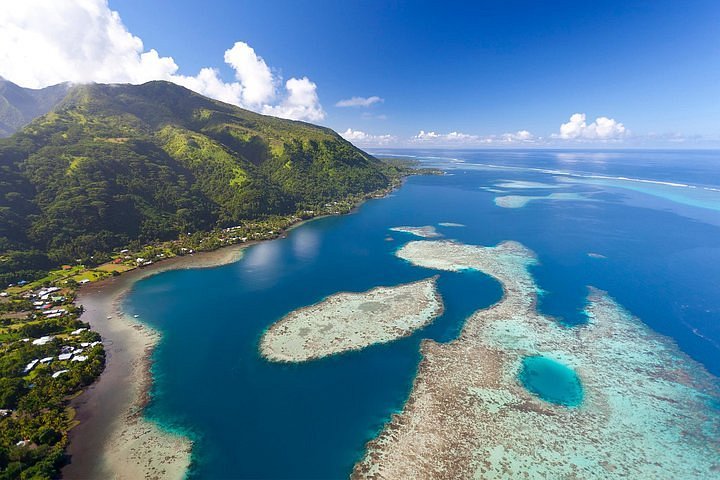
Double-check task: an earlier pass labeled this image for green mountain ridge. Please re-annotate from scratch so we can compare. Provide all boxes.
[0,78,70,138]
[0,81,394,281]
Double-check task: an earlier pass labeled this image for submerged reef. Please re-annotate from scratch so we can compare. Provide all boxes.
[494,192,589,208]
[353,240,720,479]
[260,276,443,362]
[495,180,563,189]
[389,225,442,238]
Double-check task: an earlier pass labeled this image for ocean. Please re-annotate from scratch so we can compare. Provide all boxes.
[124,149,720,478]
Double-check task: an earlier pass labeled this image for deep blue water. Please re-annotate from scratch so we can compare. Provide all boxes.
[125,149,720,479]
[518,356,584,407]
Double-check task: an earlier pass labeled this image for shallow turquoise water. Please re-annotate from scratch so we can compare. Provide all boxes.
[125,149,720,478]
[518,356,584,407]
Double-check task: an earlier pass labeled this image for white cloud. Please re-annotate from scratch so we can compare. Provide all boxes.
[503,130,534,142]
[556,113,627,140]
[263,77,325,122]
[0,0,324,121]
[410,129,537,146]
[413,130,479,143]
[223,42,276,106]
[335,96,384,107]
[341,128,396,146]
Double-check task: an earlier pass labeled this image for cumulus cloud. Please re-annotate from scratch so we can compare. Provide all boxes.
[223,42,276,106]
[341,128,396,146]
[263,77,325,122]
[410,129,538,146]
[335,96,384,108]
[556,113,627,140]
[414,130,479,143]
[502,130,534,142]
[0,0,324,121]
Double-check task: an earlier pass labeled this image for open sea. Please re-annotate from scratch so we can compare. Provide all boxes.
[124,149,720,479]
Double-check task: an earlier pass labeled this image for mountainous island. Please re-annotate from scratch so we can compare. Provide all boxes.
[0,79,413,478]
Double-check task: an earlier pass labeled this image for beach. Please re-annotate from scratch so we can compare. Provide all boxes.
[62,245,245,480]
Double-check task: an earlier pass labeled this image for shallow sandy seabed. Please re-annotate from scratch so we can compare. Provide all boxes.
[389,225,442,238]
[495,180,563,189]
[63,246,245,480]
[494,192,589,208]
[353,240,720,479]
[260,277,443,362]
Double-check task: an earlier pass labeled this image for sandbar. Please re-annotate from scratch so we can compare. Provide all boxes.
[260,276,443,362]
[353,240,720,479]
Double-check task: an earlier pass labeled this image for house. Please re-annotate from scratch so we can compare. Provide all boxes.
[72,355,88,362]
[40,357,53,364]
[0,292,8,297]
[32,336,54,345]
[78,279,90,284]
[52,370,69,378]
[71,328,87,335]
[24,359,39,373]
[58,353,73,361]
[0,409,11,417]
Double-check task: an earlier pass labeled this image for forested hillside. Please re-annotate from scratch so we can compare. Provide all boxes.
[0,81,394,283]
[0,79,69,138]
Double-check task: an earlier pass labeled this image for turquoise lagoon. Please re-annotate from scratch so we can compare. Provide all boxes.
[518,356,583,407]
[125,150,720,478]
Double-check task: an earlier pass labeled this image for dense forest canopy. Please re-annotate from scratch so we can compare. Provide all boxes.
[0,81,393,283]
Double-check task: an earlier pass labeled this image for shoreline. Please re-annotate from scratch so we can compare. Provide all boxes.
[60,180,409,479]
[61,244,249,479]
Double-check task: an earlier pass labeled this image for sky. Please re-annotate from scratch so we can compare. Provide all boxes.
[1,0,718,148]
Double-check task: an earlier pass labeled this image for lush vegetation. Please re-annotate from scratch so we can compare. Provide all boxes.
[0,81,399,283]
[0,80,425,479]
[0,79,69,138]
[0,291,104,479]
